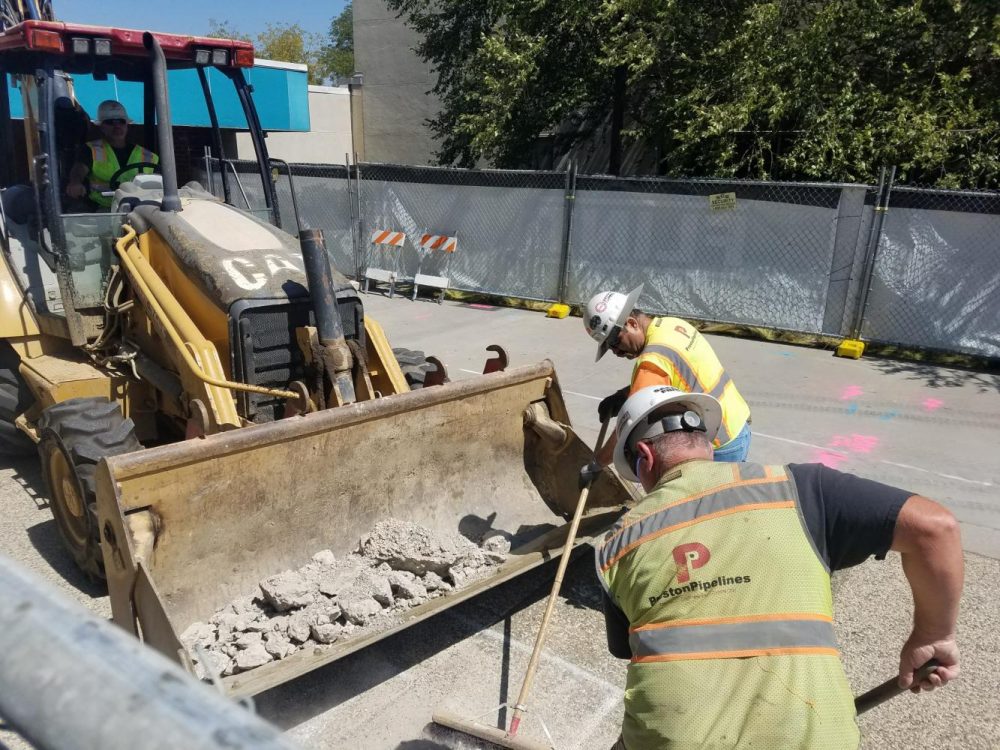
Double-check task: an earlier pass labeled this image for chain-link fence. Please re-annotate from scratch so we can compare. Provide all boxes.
[359,164,567,301]
[860,180,1000,358]
[195,156,998,359]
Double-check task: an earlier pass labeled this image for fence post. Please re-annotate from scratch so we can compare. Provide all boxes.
[346,152,361,282]
[849,165,896,340]
[355,153,365,282]
[555,161,578,306]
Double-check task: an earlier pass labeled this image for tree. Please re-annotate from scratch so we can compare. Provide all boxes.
[384,0,1000,187]
[316,3,355,83]
[208,20,326,85]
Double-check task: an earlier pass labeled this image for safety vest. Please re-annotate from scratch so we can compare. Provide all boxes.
[632,317,751,448]
[87,140,159,208]
[597,461,858,750]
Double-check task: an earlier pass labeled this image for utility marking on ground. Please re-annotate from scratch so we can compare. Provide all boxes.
[830,434,879,453]
[568,690,624,750]
[845,402,858,415]
[881,461,994,487]
[923,397,944,411]
[841,385,864,400]
[754,431,847,455]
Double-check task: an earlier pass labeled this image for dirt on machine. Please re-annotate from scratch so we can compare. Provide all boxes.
[0,14,636,693]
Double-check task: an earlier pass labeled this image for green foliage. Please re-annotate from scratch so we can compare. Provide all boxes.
[385,0,999,187]
[317,3,355,82]
[209,7,356,86]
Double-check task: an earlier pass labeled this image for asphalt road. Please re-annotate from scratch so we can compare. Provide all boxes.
[2,293,998,749]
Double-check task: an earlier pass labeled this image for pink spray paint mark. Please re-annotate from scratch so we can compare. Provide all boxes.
[840,385,864,400]
[812,450,848,469]
[922,397,944,411]
[468,303,494,310]
[829,434,880,453]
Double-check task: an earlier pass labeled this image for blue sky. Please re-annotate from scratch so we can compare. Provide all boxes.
[55,0,349,40]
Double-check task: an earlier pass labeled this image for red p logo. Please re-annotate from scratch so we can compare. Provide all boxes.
[672,542,710,583]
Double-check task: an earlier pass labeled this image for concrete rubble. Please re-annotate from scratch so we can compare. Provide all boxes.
[181,519,509,679]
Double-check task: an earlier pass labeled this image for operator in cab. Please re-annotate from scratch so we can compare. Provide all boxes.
[65,100,158,211]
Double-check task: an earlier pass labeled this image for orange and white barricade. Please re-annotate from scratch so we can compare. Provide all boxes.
[364,229,407,297]
[412,232,457,303]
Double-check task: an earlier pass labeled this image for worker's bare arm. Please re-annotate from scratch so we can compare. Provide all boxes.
[889,495,963,692]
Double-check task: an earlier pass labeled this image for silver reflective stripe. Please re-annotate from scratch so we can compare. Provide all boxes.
[630,617,837,658]
[597,471,792,571]
[642,345,701,392]
[89,141,109,164]
[738,464,768,480]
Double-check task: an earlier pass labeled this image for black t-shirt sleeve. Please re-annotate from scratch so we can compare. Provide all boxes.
[789,463,912,571]
[602,590,632,659]
[75,143,93,171]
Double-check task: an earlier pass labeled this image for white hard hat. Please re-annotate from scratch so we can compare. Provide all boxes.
[95,100,129,124]
[583,284,644,361]
[613,385,722,481]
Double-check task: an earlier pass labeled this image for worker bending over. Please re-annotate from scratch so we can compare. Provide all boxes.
[597,385,962,749]
[584,285,751,464]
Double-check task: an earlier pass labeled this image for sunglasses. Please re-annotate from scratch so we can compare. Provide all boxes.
[606,325,624,352]
[102,118,127,126]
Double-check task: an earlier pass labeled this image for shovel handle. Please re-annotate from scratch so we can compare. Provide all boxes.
[854,659,940,715]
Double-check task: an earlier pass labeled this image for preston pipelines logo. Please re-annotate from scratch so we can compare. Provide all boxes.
[648,542,752,606]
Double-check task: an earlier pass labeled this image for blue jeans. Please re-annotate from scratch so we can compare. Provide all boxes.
[713,422,752,462]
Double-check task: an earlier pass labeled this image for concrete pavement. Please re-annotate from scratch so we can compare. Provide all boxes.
[1,293,997,749]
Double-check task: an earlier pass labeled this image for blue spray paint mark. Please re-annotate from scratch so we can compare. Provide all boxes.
[880,411,898,421]
[845,402,858,415]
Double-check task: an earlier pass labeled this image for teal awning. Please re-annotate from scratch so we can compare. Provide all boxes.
[6,62,309,131]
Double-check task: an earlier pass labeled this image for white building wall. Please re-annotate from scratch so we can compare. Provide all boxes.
[236,85,353,165]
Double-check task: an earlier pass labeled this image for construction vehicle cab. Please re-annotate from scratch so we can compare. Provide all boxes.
[0,17,636,695]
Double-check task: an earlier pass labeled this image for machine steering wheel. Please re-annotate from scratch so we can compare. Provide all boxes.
[108,161,160,190]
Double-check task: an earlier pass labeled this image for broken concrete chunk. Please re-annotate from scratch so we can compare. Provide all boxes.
[259,570,316,612]
[317,566,362,598]
[421,571,451,592]
[234,642,273,671]
[312,549,336,565]
[301,599,343,626]
[235,631,263,650]
[389,572,428,601]
[180,621,216,649]
[264,633,297,660]
[481,534,511,563]
[354,569,394,607]
[286,614,312,644]
[359,519,489,576]
[310,622,343,644]
[340,596,383,625]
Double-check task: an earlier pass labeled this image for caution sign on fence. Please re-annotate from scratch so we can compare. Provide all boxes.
[371,230,406,247]
[708,192,737,211]
[419,234,458,253]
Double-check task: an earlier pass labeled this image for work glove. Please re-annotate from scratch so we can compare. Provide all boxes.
[579,460,603,489]
[598,386,630,423]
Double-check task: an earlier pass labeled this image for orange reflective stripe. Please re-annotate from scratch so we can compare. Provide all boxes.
[632,647,839,663]
[375,230,391,244]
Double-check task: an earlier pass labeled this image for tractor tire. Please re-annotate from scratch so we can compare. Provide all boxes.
[38,397,142,580]
[0,342,34,456]
[392,347,434,390]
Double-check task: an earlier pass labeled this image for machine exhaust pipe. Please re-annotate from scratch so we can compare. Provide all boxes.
[300,228,356,405]
[144,33,181,213]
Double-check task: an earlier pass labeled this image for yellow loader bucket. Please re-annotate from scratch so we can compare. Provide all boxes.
[96,361,636,696]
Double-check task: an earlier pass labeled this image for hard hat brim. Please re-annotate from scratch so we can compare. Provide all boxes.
[613,388,723,482]
[594,283,643,362]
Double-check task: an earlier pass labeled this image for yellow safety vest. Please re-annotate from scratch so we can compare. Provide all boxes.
[632,317,751,448]
[597,461,858,750]
[87,140,159,208]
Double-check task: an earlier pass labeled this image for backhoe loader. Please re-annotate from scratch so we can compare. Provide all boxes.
[0,17,635,694]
